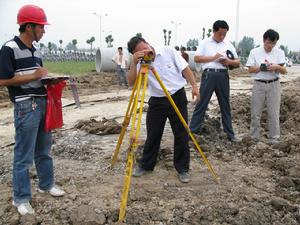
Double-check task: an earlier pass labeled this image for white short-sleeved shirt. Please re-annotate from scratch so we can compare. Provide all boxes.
[137,46,188,97]
[246,46,286,80]
[112,53,128,69]
[195,37,238,70]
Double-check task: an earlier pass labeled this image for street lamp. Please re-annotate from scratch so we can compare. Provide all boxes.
[171,21,181,46]
[235,0,240,45]
[93,12,108,48]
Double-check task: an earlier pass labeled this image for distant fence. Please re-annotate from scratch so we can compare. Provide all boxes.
[42,52,95,62]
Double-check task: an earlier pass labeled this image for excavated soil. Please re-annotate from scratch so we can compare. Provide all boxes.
[0,68,299,225]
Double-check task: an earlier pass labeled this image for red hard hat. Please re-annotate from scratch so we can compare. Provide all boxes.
[17,5,49,25]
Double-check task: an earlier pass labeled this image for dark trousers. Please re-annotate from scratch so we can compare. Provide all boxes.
[189,71,235,138]
[139,88,190,173]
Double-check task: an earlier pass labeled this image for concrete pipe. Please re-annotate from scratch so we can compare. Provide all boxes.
[95,47,131,72]
[95,48,200,72]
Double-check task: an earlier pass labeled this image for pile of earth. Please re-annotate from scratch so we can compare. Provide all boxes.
[74,118,122,135]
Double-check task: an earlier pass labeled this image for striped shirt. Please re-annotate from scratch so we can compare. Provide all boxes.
[0,36,46,102]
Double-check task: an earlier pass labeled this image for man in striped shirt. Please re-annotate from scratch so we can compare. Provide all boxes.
[0,5,65,215]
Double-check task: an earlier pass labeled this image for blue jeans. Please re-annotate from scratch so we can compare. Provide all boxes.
[13,97,54,204]
[116,65,128,86]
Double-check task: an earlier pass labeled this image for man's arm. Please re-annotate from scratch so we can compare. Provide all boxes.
[182,66,199,100]
[0,67,48,87]
[127,51,146,86]
[194,52,226,64]
[247,66,260,73]
[247,64,286,74]
[220,58,240,68]
[267,63,287,74]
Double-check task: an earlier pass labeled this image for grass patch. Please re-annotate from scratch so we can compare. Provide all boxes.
[44,61,96,75]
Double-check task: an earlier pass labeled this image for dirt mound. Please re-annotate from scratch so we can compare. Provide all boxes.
[74,117,122,135]
[229,67,249,77]
[64,72,121,97]
[0,86,10,107]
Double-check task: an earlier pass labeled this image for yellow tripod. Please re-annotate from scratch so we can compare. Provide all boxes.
[111,62,220,222]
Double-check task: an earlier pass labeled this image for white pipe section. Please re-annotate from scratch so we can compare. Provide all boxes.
[95,47,131,72]
[95,48,201,72]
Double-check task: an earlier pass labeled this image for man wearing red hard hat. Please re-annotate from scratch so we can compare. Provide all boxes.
[0,5,65,215]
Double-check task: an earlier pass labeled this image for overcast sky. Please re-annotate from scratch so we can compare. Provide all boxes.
[1,0,299,51]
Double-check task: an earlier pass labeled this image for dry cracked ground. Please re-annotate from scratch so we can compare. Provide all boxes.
[0,67,300,225]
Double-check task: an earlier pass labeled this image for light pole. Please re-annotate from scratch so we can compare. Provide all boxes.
[93,12,108,48]
[171,21,181,46]
[235,0,240,45]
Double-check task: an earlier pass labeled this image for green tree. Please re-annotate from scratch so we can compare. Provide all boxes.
[86,36,95,54]
[39,43,45,51]
[238,36,255,57]
[279,45,289,56]
[202,27,206,40]
[59,39,63,52]
[65,42,76,51]
[163,29,167,45]
[207,28,212,38]
[186,38,199,48]
[105,34,114,47]
[72,39,78,52]
[47,42,52,53]
[167,30,171,46]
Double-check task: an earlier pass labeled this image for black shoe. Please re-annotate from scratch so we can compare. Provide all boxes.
[178,172,190,183]
[133,166,148,177]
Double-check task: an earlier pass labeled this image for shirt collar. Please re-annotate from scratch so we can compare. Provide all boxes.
[210,36,224,44]
[14,36,36,51]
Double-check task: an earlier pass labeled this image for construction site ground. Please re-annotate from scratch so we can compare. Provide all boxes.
[0,66,300,225]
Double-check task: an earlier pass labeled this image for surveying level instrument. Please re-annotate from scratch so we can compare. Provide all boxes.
[111,59,220,222]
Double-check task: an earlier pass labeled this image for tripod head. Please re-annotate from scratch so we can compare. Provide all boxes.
[140,50,154,64]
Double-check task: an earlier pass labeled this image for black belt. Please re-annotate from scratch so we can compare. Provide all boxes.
[255,77,279,83]
[204,68,228,73]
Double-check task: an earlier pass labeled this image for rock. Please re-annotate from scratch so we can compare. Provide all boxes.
[256,142,269,150]
[19,214,38,225]
[70,205,106,225]
[270,197,290,210]
[281,213,298,225]
[292,178,300,191]
[8,214,19,225]
[183,211,192,219]
[278,176,295,188]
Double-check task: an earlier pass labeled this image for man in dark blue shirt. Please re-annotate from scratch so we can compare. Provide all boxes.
[0,5,65,215]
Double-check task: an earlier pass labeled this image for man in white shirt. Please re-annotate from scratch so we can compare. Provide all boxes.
[127,36,199,183]
[246,29,286,144]
[189,20,240,142]
[112,47,128,87]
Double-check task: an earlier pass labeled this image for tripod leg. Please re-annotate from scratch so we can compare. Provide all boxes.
[118,144,134,221]
[111,75,140,166]
[135,73,148,141]
[129,73,143,140]
[150,67,220,182]
[118,72,149,222]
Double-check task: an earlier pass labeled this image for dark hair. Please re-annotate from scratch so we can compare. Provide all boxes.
[213,20,229,32]
[19,23,36,33]
[180,46,186,51]
[127,36,146,54]
[263,29,279,42]
[118,47,122,50]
